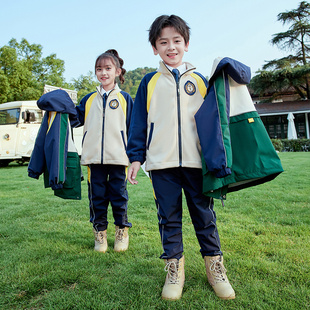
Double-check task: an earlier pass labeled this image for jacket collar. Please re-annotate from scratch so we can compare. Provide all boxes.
[158,61,196,75]
[96,83,121,97]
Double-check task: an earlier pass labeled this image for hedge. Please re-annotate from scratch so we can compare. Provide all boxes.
[271,139,310,152]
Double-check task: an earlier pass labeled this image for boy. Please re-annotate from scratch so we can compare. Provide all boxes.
[127,15,235,301]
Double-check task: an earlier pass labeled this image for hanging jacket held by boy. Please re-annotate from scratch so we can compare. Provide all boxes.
[195,57,283,199]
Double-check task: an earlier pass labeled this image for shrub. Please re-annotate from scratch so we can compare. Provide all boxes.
[271,139,283,152]
[281,139,310,152]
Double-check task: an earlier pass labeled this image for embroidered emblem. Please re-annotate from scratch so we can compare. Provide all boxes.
[109,99,119,109]
[248,118,254,123]
[184,81,196,95]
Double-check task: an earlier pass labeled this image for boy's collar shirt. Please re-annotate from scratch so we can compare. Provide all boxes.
[165,63,187,75]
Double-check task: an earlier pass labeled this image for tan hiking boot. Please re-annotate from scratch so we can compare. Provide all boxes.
[93,228,107,253]
[204,255,235,300]
[114,226,129,252]
[162,256,185,300]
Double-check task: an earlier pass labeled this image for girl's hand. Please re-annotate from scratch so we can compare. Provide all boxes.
[128,161,141,185]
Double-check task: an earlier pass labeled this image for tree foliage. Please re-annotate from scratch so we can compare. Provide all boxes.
[0,38,71,103]
[0,37,157,104]
[121,67,156,98]
[72,72,98,103]
[250,1,310,100]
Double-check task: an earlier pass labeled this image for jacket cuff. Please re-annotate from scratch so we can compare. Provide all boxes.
[28,171,40,179]
[51,183,64,190]
[129,156,145,164]
[215,167,232,178]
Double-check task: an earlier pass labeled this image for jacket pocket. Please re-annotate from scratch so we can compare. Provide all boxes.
[147,122,154,150]
[120,130,127,150]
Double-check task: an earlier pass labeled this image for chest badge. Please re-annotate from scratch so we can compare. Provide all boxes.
[109,99,119,109]
[184,81,196,96]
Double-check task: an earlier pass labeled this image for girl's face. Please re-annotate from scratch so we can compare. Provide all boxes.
[95,58,121,91]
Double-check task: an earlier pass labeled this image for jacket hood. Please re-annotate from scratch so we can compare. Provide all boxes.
[209,57,251,85]
[37,89,77,117]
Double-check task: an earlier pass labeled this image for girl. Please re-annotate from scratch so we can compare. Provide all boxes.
[76,49,133,253]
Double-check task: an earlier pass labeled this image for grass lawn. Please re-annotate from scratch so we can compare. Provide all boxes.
[0,152,309,309]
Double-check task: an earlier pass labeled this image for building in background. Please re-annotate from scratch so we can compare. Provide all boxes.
[255,100,310,139]
[251,87,310,139]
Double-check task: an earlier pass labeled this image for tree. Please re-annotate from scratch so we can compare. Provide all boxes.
[72,72,98,103]
[0,69,10,103]
[121,67,156,98]
[250,1,310,100]
[0,38,72,103]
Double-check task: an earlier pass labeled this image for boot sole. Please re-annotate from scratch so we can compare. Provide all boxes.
[217,294,236,300]
[162,294,182,301]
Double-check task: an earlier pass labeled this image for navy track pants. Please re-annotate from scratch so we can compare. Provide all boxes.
[88,164,132,231]
[150,167,222,259]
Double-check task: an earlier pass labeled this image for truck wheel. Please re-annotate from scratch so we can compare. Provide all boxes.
[0,160,11,167]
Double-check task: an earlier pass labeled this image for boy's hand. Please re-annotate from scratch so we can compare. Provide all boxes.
[128,161,141,185]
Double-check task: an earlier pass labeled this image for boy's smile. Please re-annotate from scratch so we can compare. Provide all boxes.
[152,26,189,68]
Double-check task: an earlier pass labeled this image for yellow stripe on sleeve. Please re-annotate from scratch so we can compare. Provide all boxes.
[147,72,161,112]
[117,93,127,118]
[85,93,97,121]
[191,73,207,98]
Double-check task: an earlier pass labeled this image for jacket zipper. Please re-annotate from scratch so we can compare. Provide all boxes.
[167,64,195,167]
[173,71,182,166]
[101,93,108,164]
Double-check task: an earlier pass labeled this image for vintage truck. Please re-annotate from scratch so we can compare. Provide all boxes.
[0,86,83,167]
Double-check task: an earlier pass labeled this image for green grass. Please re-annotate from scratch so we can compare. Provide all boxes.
[0,153,309,309]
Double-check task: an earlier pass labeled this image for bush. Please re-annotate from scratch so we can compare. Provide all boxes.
[271,139,283,152]
[271,139,310,152]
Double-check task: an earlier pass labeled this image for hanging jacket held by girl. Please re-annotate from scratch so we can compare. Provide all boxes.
[28,89,82,200]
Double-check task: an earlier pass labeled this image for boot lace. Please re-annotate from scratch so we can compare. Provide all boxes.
[115,228,125,242]
[164,260,180,284]
[209,257,227,283]
[96,231,106,244]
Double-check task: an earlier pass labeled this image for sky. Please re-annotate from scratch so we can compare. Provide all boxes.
[0,0,303,83]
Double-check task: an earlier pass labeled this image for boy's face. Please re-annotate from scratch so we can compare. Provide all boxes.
[152,26,189,68]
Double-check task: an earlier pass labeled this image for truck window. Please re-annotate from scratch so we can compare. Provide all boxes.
[0,108,20,125]
[26,109,43,124]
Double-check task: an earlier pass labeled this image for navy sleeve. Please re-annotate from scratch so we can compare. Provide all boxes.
[195,85,232,178]
[120,91,134,133]
[126,75,151,164]
[75,92,95,126]
[28,113,49,179]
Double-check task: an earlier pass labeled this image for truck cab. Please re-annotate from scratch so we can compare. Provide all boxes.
[0,99,83,167]
[0,101,43,166]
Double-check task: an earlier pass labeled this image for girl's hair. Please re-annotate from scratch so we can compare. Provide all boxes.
[95,49,126,84]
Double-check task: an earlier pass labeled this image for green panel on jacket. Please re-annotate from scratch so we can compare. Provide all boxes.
[44,152,82,200]
[202,111,283,199]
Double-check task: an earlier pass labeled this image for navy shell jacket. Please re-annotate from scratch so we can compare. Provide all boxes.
[28,89,82,199]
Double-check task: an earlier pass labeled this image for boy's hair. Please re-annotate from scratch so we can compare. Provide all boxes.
[148,15,190,47]
[95,49,126,84]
